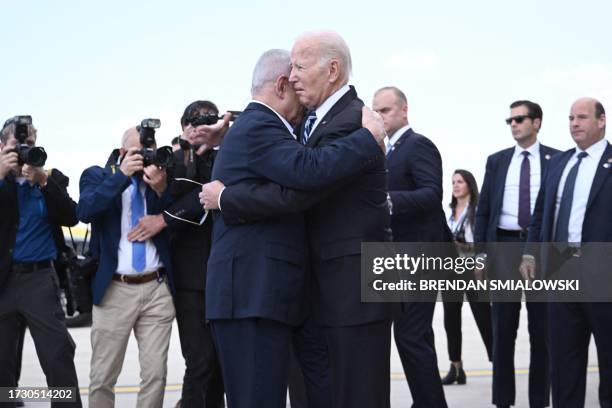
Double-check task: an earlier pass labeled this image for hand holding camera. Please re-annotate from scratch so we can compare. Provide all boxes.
[182,111,237,155]
[143,164,167,197]
[0,139,19,179]
[22,164,48,187]
[119,148,144,177]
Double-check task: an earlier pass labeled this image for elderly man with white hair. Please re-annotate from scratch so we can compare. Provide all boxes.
[203,48,386,408]
[202,32,398,408]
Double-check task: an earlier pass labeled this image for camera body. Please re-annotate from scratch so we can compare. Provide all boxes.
[180,110,242,151]
[5,115,48,167]
[137,118,173,168]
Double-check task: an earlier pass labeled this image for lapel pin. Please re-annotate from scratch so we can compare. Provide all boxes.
[544,154,551,160]
[604,163,610,169]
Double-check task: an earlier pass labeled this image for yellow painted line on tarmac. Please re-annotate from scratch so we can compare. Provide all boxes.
[77,367,600,394]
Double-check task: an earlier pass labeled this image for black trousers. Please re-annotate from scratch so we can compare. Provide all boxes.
[490,235,549,408]
[549,301,612,407]
[211,318,291,408]
[395,302,448,408]
[290,317,332,408]
[442,282,493,362]
[324,320,392,408]
[0,268,82,407]
[174,289,224,408]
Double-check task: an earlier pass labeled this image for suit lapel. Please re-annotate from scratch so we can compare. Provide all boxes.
[387,129,413,160]
[306,86,358,147]
[539,145,554,173]
[586,142,612,210]
[495,149,514,209]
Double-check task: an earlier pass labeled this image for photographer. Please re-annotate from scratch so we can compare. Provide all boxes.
[0,117,82,407]
[166,100,229,408]
[77,125,174,408]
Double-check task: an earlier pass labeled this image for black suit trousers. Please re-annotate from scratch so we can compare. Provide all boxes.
[0,268,82,407]
[211,318,291,408]
[490,235,549,408]
[324,320,392,408]
[174,289,224,408]
[394,301,448,408]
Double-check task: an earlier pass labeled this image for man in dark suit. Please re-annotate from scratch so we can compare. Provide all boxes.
[78,126,175,408]
[372,86,449,408]
[0,117,82,407]
[205,48,386,408]
[520,97,611,407]
[474,100,560,408]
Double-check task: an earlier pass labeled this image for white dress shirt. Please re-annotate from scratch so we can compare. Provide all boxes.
[447,205,474,243]
[384,124,411,154]
[116,180,163,275]
[498,141,541,230]
[310,84,351,135]
[554,138,608,244]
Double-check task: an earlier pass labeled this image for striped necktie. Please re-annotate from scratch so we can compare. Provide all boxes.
[302,111,317,145]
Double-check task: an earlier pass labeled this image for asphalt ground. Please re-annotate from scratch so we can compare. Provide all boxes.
[18,303,600,407]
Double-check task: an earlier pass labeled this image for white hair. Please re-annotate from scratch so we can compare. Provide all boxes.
[296,31,352,82]
[251,49,291,97]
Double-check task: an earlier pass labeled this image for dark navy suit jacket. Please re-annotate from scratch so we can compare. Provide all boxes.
[526,142,612,277]
[386,128,450,242]
[206,101,381,325]
[77,165,174,305]
[474,143,561,244]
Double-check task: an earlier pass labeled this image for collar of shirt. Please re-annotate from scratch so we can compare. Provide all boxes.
[513,139,540,159]
[251,100,295,138]
[576,137,608,161]
[385,124,412,150]
[312,84,351,133]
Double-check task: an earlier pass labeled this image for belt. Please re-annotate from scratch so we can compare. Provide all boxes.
[497,228,528,239]
[112,269,165,284]
[12,260,54,274]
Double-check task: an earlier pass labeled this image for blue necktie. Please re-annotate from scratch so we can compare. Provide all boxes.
[302,112,317,145]
[131,177,146,272]
[518,151,531,230]
[554,151,588,243]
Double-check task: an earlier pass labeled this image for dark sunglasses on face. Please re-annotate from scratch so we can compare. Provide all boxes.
[505,115,532,125]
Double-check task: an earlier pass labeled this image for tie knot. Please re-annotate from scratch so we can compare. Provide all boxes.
[306,111,317,122]
[521,151,530,158]
[577,151,588,160]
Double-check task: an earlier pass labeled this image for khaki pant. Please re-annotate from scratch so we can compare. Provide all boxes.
[89,277,175,408]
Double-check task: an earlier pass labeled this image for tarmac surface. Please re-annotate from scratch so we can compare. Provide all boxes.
[19,303,600,407]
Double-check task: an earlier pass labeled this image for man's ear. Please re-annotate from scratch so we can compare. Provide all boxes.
[275,75,288,97]
[533,118,542,132]
[328,59,340,83]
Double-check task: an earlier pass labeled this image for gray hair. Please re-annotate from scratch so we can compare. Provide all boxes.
[251,49,291,96]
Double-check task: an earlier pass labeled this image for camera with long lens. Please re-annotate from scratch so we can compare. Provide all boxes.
[180,110,242,151]
[137,118,173,168]
[4,115,47,167]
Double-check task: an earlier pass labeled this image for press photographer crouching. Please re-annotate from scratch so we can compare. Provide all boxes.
[0,116,82,407]
[77,122,175,407]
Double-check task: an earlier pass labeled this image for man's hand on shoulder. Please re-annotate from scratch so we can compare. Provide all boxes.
[361,106,386,152]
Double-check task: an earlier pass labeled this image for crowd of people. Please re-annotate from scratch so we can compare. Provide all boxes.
[0,30,610,408]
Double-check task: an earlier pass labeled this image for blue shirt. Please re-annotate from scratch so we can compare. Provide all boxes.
[12,179,57,262]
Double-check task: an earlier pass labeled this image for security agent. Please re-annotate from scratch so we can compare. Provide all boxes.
[0,116,82,407]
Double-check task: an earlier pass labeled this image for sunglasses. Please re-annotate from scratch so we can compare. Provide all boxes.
[505,115,532,125]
